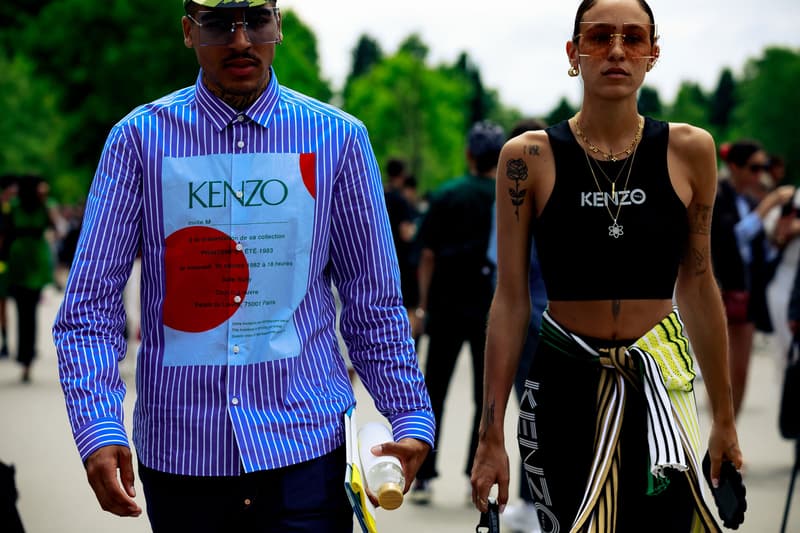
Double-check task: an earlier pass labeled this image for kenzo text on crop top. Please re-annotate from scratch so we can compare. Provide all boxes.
[532,118,688,301]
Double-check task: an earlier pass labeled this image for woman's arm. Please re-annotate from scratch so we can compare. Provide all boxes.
[471,131,550,512]
[672,124,743,485]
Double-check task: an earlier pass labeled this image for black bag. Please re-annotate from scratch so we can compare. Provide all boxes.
[0,461,25,533]
[779,335,800,440]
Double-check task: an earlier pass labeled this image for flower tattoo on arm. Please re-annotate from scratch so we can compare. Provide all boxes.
[507,158,528,221]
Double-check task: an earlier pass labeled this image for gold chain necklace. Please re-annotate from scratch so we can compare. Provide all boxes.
[574,113,644,162]
[583,144,639,239]
[588,156,629,197]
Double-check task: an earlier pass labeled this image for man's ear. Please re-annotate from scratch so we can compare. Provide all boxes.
[182,16,194,48]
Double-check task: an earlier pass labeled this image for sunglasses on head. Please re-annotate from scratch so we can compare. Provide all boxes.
[576,22,656,59]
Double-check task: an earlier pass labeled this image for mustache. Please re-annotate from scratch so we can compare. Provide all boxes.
[224,53,260,64]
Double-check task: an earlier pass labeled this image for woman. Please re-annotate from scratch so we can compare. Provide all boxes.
[470,1,743,531]
[8,175,57,382]
[710,140,794,415]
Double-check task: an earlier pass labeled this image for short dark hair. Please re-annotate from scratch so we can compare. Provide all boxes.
[572,0,656,42]
[725,139,763,167]
[386,158,406,178]
[467,120,506,174]
[509,117,548,140]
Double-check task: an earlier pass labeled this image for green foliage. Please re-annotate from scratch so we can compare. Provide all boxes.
[667,82,709,128]
[350,35,383,79]
[344,50,469,193]
[275,10,333,102]
[637,86,663,118]
[708,68,737,138]
[732,47,800,182]
[0,52,78,199]
[12,0,197,197]
[546,98,578,126]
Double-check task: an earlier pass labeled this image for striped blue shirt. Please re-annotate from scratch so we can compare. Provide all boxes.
[53,69,434,475]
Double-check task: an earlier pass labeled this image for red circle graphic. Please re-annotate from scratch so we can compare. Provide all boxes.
[163,226,250,333]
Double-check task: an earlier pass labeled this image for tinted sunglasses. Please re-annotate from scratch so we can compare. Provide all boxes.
[748,163,770,173]
[187,7,281,47]
[576,22,656,59]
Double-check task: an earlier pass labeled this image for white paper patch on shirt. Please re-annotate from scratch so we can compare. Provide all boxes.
[160,152,316,367]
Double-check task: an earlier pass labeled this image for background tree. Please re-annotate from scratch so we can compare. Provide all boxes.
[2,2,331,201]
[546,97,578,126]
[731,47,800,183]
[344,46,469,193]
[708,68,737,140]
[342,34,383,103]
[451,52,491,127]
[0,53,76,199]
[667,81,709,130]
[637,85,663,118]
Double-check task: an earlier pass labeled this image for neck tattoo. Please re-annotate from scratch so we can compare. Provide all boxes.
[204,74,267,111]
[574,112,644,162]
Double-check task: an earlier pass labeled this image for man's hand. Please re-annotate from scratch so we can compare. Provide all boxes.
[369,437,430,499]
[85,445,142,517]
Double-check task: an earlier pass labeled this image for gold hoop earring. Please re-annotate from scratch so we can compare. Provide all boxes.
[568,66,580,77]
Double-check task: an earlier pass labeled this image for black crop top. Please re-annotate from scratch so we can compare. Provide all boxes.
[533,118,688,300]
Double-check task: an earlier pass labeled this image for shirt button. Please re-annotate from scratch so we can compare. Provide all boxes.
[237,115,245,123]
[235,243,243,251]
[233,345,240,354]
[234,295,242,304]
[237,140,245,148]
[231,397,240,406]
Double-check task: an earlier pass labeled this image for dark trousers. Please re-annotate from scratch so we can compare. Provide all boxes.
[518,338,695,532]
[9,286,41,367]
[138,447,352,533]
[417,313,486,480]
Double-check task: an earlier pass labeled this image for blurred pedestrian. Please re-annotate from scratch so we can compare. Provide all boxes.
[7,175,56,383]
[412,120,505,504]
[0,175,18,358]
[383,158,424,340]
[711,139,795,416]
[52,1,433,530]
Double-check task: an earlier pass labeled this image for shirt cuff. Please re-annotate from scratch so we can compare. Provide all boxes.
[388,410,436,449]
[74,418,130,463]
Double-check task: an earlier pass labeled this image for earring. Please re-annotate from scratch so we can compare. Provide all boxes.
[568,65,580,77]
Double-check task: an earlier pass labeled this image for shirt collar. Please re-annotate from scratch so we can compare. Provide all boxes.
[195,67,280,132]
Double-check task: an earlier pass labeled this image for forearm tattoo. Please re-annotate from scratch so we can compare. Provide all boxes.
[686,203,712,275]
[689,204,711,235]
[479,400,496,441]
[688,245,709,276]
[506,158,528,221]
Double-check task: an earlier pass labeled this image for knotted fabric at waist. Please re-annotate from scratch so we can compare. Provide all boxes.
[539,308,720,533]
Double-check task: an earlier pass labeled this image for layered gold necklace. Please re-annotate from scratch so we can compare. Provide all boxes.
[583,146,639,239]
[574,112,644,162]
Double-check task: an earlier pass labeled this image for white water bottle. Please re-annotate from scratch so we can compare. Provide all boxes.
[358,422,405,510]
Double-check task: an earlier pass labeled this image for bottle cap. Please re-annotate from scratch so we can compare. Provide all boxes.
[377,482,404,510]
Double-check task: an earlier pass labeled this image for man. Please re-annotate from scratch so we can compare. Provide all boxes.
[382,158,423,338]
[52,1,433,531]
[411,120,504,504]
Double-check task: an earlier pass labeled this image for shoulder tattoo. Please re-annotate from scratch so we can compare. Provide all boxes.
[507,158,528,221]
